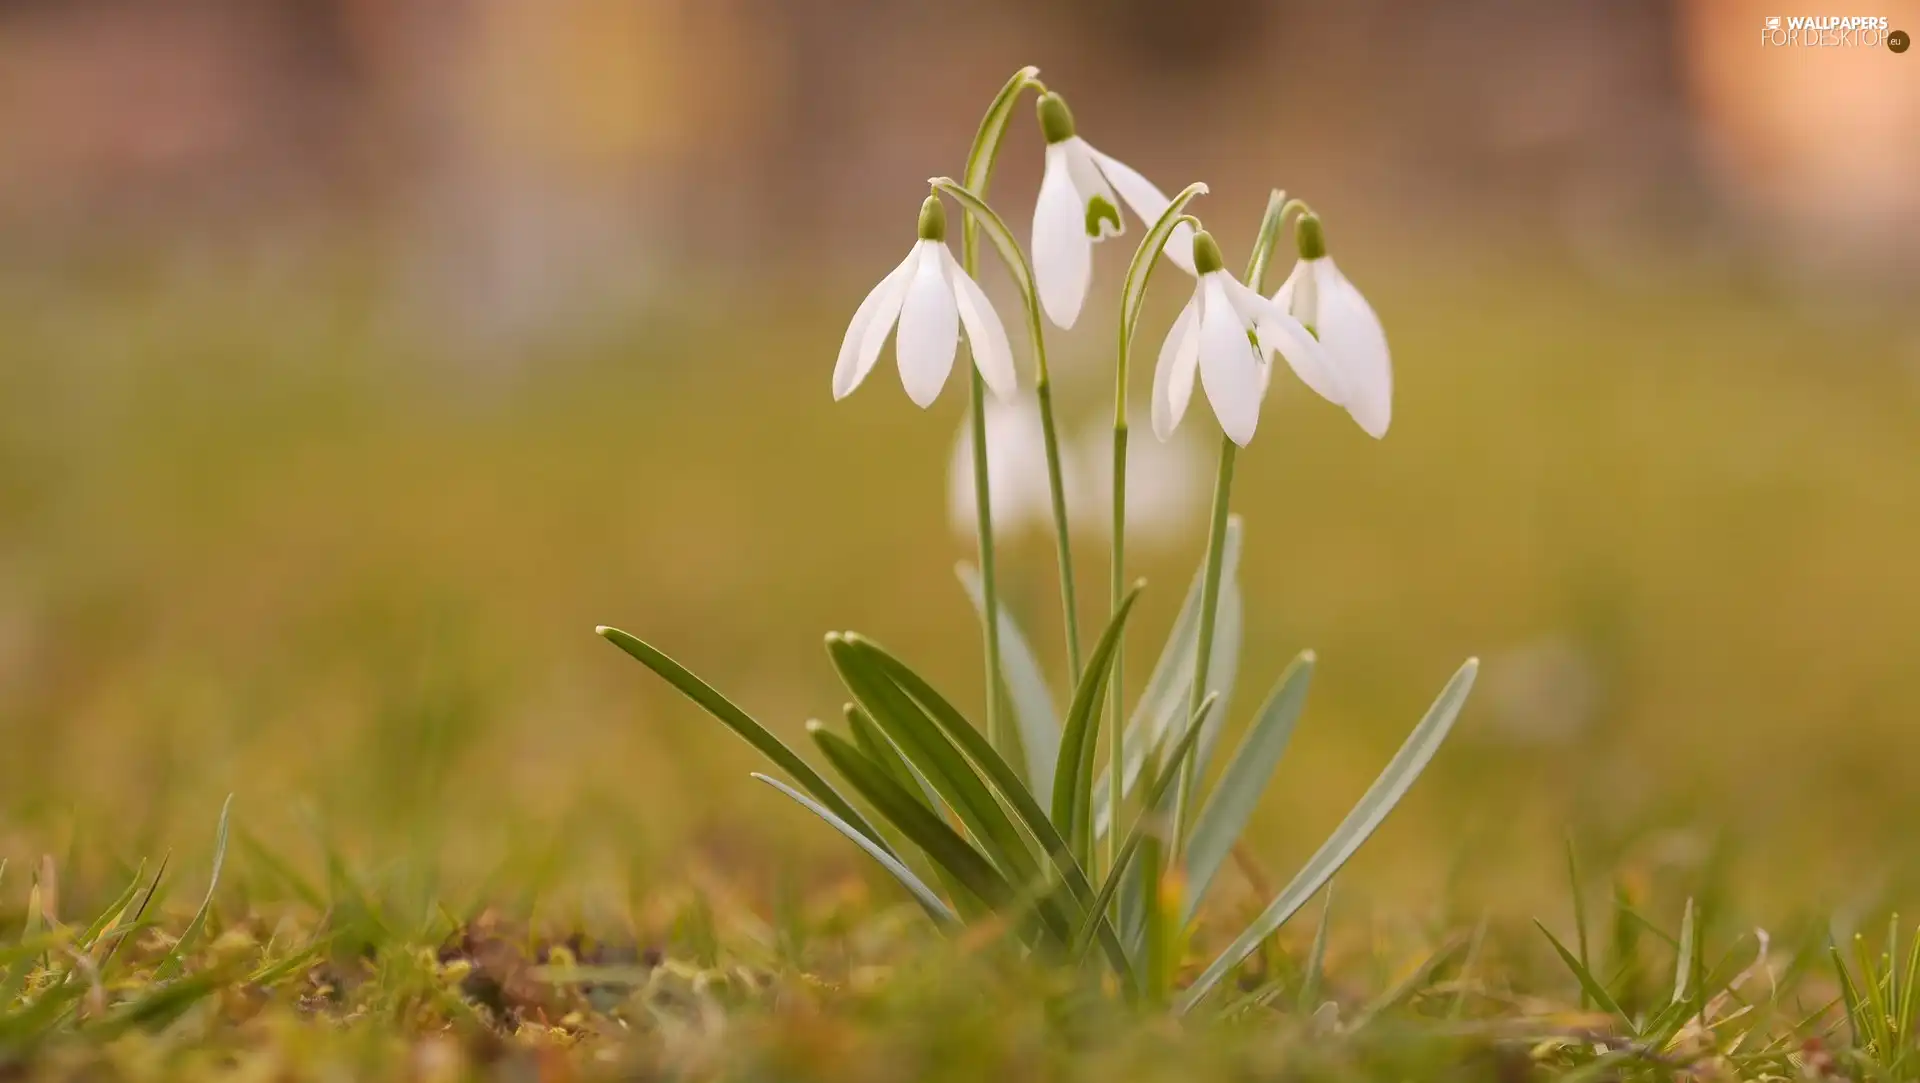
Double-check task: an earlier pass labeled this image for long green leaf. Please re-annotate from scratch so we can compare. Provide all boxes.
[1176,658,1479,1011]
[819,713,975,919]
[844,703,941,814]
[157,794,233,979]
[1074,695,1214,958]
[1181,651,1315,926]
[843,636,1135,983]
[752,773,958,927]
[958,563,1060,797]
[597,626,893,857]
[826,635,1039,887]
[1053,583,1146,867]
[1094,519,1243,838]
[809,727,1014,914]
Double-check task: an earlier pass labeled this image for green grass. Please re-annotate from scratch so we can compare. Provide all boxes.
[0,255,1916,1076]
[0,820,1908,1081]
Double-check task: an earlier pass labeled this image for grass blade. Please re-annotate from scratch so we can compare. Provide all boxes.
[597,625,894,857]
[1176,658,1478,1012]
[1673,897,1697,1005]
[958,563,1060,798]
[1299,885,1335,1013]
[156,794,233,979]
[1181,651,1314,926]
[1052,582,1146,867]
[1537,920,1631,1023]
[752,773,959,927]
[1566,835,1592,1010]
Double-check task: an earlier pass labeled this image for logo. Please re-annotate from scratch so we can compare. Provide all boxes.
[1892,29,1912,51]
[1761,15,1897,46]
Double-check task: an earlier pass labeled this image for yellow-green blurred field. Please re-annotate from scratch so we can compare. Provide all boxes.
[4,251,1915,922]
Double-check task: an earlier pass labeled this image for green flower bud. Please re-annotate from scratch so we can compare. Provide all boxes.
[1191,229,1225,275]
[1036,92,1076,145]
[917,195,946,242]
[1294,213,1327,260]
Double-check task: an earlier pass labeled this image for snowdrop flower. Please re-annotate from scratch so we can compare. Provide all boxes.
[1031,92,1196,330]
[1272,213,1392,437]
[1069,416,1209,550]
[834,195,1018,408]
[1150,229,1331,447]
[945,393,1062,541]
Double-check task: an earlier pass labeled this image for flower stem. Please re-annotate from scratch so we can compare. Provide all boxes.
[957,66,1043,758]
[1034,376,1083,683]
[1106,417,1127,873]
[1167,190,1292,856]
[965,372,1006,753]
[1170,438,1235,850]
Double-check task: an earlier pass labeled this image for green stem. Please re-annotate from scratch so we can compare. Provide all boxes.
[1168,189,1291,858]
[956,68,1042,757]
[1035,364,1083,686]
[1106,420,1127,874]
[965,372,1005,752]
[929,176,1081,717]
[1170,440,1236,850]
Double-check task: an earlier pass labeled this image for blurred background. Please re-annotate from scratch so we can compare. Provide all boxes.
[1,0,1916,922]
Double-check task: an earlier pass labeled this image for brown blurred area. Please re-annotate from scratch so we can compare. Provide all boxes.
[2,1,1914,337]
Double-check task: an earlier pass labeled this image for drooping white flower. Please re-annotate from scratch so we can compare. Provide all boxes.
[945,392,1062,542]
[1271,213,1392,437]
[1030,92,1196,330]
[1069,415,1209,550]
[1149,229,1331,447]
[834,195,1018,408]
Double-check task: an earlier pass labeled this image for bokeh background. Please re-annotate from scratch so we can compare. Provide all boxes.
[2,0,1917,922]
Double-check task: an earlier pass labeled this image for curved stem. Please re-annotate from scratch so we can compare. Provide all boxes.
[931,169,1084,756]
[1170,440,1235,848]
[956,68,1041,757]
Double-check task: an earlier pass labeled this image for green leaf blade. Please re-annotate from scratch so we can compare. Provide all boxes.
[597,626,893,858]
[752,773,959,927]
[1052,583,1146,868]
[1181,651,1314,927]
[1176,658,1478,1012]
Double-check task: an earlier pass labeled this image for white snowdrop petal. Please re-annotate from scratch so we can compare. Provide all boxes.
[1260,311,1346,408]
[1086,145,1196,274]
[944,248,1019,401]
[833,251,915,400]
[1151,295,1202,440]
[1318,260,1392,437]
[1270,260,1309,324]
[1032,144,1093,329]
[1196,275,1263,446]
[1063,138,1123,240]
[895,242,960,408]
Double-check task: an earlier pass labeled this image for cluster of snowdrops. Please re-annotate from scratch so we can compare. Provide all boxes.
[599,66,1474,1010]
